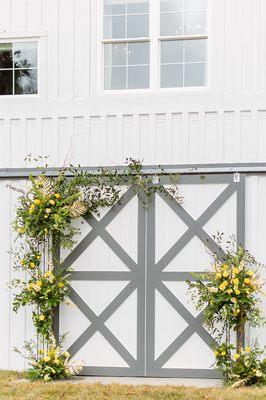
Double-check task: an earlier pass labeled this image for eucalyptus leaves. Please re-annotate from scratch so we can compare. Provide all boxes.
[11,159,182,381]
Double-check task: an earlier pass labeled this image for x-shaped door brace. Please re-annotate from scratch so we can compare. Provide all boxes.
[148,178,245,370]
[59,185,142,369]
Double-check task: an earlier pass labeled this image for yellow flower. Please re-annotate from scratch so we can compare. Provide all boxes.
[44,271,52,278]
[234,353,240,360]
[227,289,233,294]
[214,351,219,356]
[232,278,239,285]
[63,351,70,357]
[223,271,229,278]
[221,351,226,356]
[36,281,42,287]
[219,282,228,291]
[247,270,254,277]
[36,255,41,260]
[233,267,239,275]
[39,314,45,321]
[245,347,251,353]
[235,289,241,295]
[55,193,61,199]
[54,359,60,365]
[34,199,41,205]
[29,262,35,268]
[43,356,51,363]
[45,208,52,214]
[216,273,222,279]
[244,278,251,285]
[222,264,229,270]
[58,282,64,288]
[49,199,55,206]
[18,227,26,234]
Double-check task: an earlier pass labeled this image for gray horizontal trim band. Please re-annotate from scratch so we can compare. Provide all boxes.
[157,271,208,282]
[81,366,144,377]
[146,369,222,379]
[69,271,136,281]
[0,163,266,178]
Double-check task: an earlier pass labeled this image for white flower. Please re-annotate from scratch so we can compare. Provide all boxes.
[208,286,218,293]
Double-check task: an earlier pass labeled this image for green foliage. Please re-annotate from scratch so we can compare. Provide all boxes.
[15,336,83,382]
[214,343,266,387]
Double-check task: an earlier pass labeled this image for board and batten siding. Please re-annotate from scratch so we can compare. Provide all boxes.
[0,1,266,168]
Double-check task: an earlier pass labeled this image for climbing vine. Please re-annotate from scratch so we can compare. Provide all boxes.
[187,235,266,386]
[11,159,182,381]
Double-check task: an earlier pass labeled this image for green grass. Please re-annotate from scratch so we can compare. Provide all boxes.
[0,371,265,400]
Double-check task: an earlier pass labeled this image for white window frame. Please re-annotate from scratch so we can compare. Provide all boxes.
[0,31,46,99]
[97,0,210,95]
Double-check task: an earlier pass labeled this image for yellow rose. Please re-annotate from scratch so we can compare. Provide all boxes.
[232,278,239,285]
[34,199,41,205]
[235,289,241,295]
[244,278,251,285]
[222,264,229,270]
[221,351,226,356]
[36,255,41,260]
[44,271,52,278]
[63,351,70,357]
[223,271,229,278]
[54,359,60,365]
[214,351,219,356]
[247,270,254,277]
[55,193,61,199]
[216,273,222,279]
[245,347,251,353]
[49,200,55,206]
[30,262,35,268]
[58,282,64,288]
[219,283,226,291]
[43,356,51,363]
[36,281,42,287]
[233,267,239,275]
[39,314,45,321]
[234,353,240,360]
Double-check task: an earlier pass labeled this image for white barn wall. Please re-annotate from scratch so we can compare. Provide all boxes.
[0,1,265,167]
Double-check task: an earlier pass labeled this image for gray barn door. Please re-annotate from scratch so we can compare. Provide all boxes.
[59,174,245,378]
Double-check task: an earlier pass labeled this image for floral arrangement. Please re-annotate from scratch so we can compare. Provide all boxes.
[11,159,182,381]
[15,336,84,381]
[214,342,266,387]
[187,237,265,386]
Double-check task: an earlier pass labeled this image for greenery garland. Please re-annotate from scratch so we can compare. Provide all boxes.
[187,235,266,387]
[11,159,182,381]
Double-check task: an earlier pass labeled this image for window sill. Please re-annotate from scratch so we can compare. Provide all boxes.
[100,86,210,96]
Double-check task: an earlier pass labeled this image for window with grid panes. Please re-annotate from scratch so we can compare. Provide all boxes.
[102,0,207,90]
[0,42,38,95]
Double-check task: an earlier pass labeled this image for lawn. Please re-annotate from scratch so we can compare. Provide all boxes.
[0,371,265,400]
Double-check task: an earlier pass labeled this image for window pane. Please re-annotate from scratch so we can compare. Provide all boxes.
[184,11,207,35]
[161,64,183,87]
[104,15,126,39]
[127,14,149,37]
[127,0,149,14]
[104,43,127,66]
[0,70,13,95]
[14,42,37,69]
[104,1,126,15]
[185,39,206,62]
[161,40,183,64]
[128,42,149,65]
[15,69,37,94]
[128,65,149,88]
[161,13,183,36]
[161,0,183,12]
[185,63,205,86]
[104,66,126,89]
[185,0,207,11]
[0,43,12,69]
